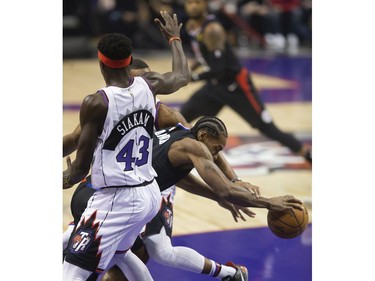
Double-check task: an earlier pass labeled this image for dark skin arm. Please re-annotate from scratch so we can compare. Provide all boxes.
[63,124,81,157]
[168,138,303,213]
[177,173,256,222]
[143,11,189,95]
[156,102,191,129]
[63,93,107,189]
[214,153,261,198]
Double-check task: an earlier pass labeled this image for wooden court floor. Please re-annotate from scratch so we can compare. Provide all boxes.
[63,55,312,236]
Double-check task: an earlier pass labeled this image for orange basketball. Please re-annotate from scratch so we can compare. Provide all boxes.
[267,205,309,239]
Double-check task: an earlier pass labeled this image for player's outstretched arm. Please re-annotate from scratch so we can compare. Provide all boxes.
[214,152,261,198]
[180,139,303,212]
[177,173,255,222]
[145,11,189,94]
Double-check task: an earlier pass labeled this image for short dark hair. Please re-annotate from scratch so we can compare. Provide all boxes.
[191,116,228,138]
[130,58,149,70]
[97,33,132,60]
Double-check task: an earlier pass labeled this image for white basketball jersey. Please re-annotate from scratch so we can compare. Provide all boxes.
[91,77,157,189]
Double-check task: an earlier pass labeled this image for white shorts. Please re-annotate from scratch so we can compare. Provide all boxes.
[65,180,161,273]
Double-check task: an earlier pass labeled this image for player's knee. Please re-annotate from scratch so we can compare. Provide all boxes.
[148,242,176,264]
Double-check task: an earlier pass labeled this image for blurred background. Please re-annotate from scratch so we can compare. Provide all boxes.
[63,0,311,58]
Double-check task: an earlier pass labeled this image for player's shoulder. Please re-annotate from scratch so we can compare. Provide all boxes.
[173,136,202,154]
[82,91,107,108]
[80,91,108,119]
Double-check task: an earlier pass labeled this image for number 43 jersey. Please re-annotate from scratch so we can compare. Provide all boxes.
[91,77,157,189]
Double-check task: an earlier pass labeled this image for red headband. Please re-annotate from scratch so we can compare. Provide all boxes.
[98,50,132,68]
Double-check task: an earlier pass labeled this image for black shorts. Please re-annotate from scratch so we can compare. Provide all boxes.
[143,197,174,239]
[70,176,95,226]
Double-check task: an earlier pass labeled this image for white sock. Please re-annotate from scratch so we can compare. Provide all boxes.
[210,260,236,279]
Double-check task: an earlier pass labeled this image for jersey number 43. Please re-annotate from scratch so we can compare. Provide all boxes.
[116,135,150,171]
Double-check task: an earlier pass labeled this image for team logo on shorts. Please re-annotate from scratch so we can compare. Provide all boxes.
[69,210,102,256]
[162,207,173,229]
[70,230,93,253]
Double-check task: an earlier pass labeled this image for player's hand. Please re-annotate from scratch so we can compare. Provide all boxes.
[63,156,74,189]
[234,205,256,220]
[218,201,256,222]
[268,195,304,214]
[154,11,182,41]
[235,181,261,198]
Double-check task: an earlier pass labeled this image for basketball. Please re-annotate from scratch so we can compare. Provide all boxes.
[267,205,309,239]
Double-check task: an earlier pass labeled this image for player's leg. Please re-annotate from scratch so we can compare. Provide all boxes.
[179,84,223,123]
[144,227,246,280]
[65,183,161,276]
[63,260,93,281]
[113,250,154,281]
[230,70,311,162]
[97,235,150,281]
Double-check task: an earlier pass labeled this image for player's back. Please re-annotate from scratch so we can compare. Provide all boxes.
[152,124,195,191]
[91,77,157,189]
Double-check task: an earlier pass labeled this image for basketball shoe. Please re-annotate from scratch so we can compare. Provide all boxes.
[222,261,248,281]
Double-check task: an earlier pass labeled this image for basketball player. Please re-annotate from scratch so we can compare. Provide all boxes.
[179,0,312,163]
[62,11,189,281]
[64,117,304,281]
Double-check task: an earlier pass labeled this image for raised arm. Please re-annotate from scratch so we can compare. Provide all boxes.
[144,11,189,95]
[63,93,107,189]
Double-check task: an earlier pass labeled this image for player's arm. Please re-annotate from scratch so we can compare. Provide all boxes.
[63,124,81,157]
[156,103,191,129]
[214,152,261,198]
[190,22,228,82]
[173,139,303,212]
[177,173,256,221]
[63,93,107,188]
[144,11,189,95]
[155,102,261,199]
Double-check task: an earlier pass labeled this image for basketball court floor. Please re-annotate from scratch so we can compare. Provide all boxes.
[63,51,312,281]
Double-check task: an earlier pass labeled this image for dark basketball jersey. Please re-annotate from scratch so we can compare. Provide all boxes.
[152,124,195,191]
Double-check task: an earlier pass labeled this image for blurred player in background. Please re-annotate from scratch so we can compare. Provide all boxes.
[179,0,312,163]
